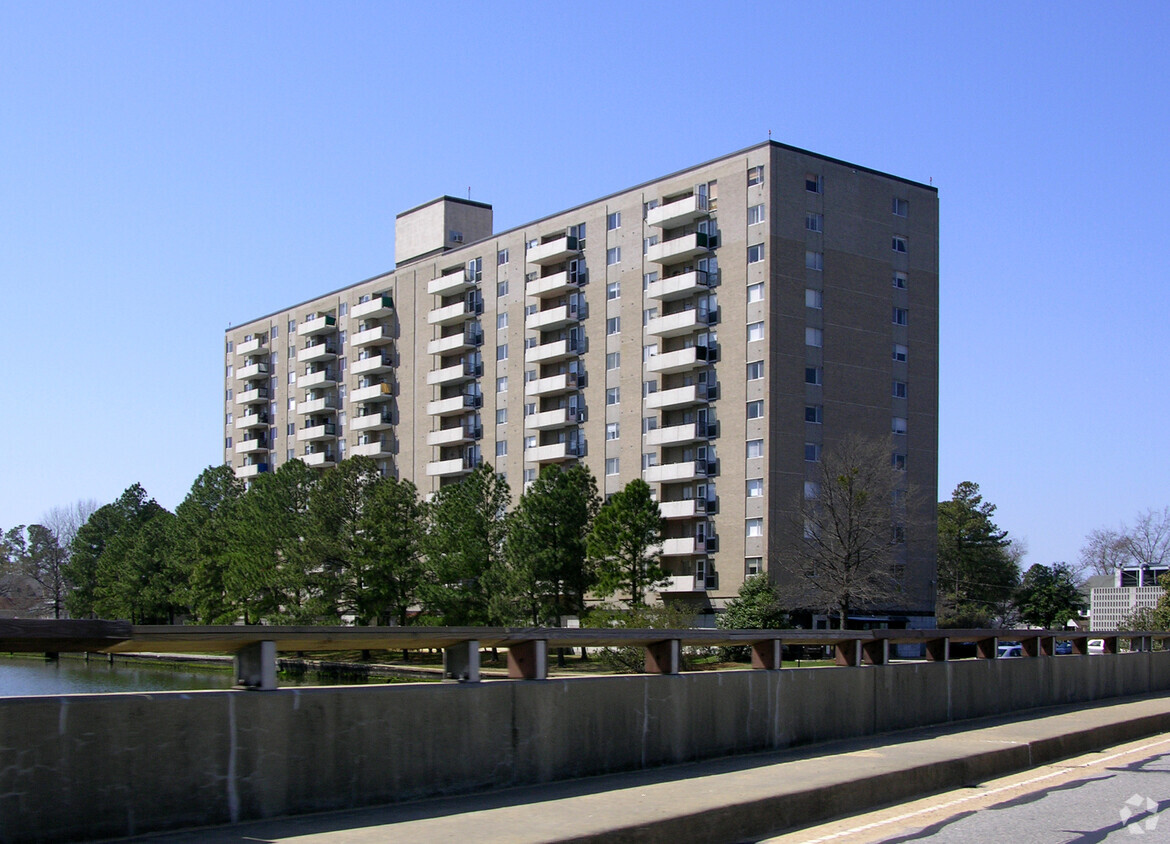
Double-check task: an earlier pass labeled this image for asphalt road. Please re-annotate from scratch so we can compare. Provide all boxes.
[763,735,1170,843]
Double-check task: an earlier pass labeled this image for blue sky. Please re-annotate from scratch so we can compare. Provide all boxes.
[2,2,1167,570]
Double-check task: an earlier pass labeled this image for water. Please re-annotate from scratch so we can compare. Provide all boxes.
[0,655,235,696]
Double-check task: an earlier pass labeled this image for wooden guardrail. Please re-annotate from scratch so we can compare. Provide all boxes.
[1,619,1166,689]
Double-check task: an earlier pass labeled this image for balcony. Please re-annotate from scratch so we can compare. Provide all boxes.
[427,393,482,417]
[646,270,711,302]
[351,295,393,320]
[645,384,713,410]
[297,396,337,415]
[524,406,580,431]
[524,441,581,463]
[646,194,709,229]
[427,360,480,387]
[237,362,269,381]
[298,341,338,363]
[235,412,269,430]
[299,368,337,389]
[525,269,584,298]
[525,302,581,331]
[659,575,706,593]
[526,234,579,266]
[297,315,336,337]
[645,345,714,375]
[643,459,708,484]
[236,337,265,356]
[661,537,699,557]
[234,462,269,479]
[645,309,713,338]
[659,499,710,520]
[428,299,480,326]
[524,371,579,397]
[297,423,337,442]
[426,424,479,446]
[427,271,472,297]
[645,422,711,447]
[236,387,270,406]
[234,438,267,455]
[646,232,711,266]
[351,353,392,375]
[351,440,392,458]
[302,451,336,468]
[352,382,393,403]
[351,325,393,347]
[351,411,393,432]
[524,338,581,364]
[427,328,482,356]
[426,456,475,477]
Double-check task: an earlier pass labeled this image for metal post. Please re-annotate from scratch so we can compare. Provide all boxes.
[443,639,480,682]
[234,640,277,691]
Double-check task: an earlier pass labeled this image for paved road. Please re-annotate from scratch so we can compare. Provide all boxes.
[763,735,1170,843]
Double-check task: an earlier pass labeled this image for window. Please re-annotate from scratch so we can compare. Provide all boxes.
[288,319,296,333]
[496,441,508,457]
[496,408,507,424]
[467,257,482,282]
[606,352,621,369]
[805,288,823,309]
[271,326,278,339]
[746,361,764,380]
[607,211,621,230]
[497,280,509,297]
[746,518,763,538]
[289,371,296,384]
[747,165,764,186]
[805,367,822,385]
[224,436,233,449]
[607,316,620,335]
[526,238,538,250]
[745,557,762,576]
[805,173,822,193]
[893,380,907,398]
[606,422,619,440]
[805,212,823,232]
[746,439,763,459]
[606,281,620,300]
[642,344,657,361]
[747,321,764,342]
[805,327,823,347]
[642,307,657,325]
[805,405,822,423]
[287,448,295,461]
[606,247,621,265]
[524,402,536,416]
[893,344,908,362]
[497,343,509,360]
[524,468,537,484]
[606,387,620,405]
[747,282,764,303]
[892,452,906,471]
[747,204,765,225]
[893,307,908,326]
[605,458,619,475]
[496,376,508,392]
[643,235,659,254]
[892,236,908,253]
[496,313,508,330]
[892,416,907,435]
[497,248,509,265]
[746,478,763,498]
[804,481,819,500]
[643,271,658,289]
[642,416,657,433]
[746,400,764,419]
[525,435,537,449]
[642,452,657,469]
[806,251,823,271]
[805,443,821,462]
[449,230,463,243]
[893,272,907,289]
[642,379,657,396]
[747,244,764,264]
[892,197,908,217]
[225,364,233,378]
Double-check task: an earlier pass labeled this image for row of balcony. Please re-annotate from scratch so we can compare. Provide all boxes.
[658,535,718,557]
[643,421,715,448]
[428,328,483,356]
[525,301,581,331]
[525,268,586,299]
[426,360,482,387]
[428,297,482,327]
[644,308,715,338]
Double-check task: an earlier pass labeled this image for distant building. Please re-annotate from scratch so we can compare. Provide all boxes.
[1089,566,1168,630]
[222,141,939,623]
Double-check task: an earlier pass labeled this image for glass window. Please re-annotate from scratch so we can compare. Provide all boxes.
[747,204,765,225]
[497,248,509,265]
[806,251,823,271]
[747,165,764,186]
[805,367,822,385]
[746,479,763,498]
[746,518,763,538]
[605,458,619,475]
[892,236,908,253]
[643,271,658,289]
[892,197,908,217]
[893,380,907,398]
[747,321,764,342]
[747,282,764,303]
[805,288,823,309]
[643,235,658,254]
[747,244,764,264]
[606,352,620,369]
[498,280,509,297]
[607,211,621,230]
[606,281,620,300]
[806,173,822,193]
[607,317,620,335]
[497,343,509,360]
[747,361,764,380]
[643,307,657,325]
[893,307,908,326]
[606,422,619,440]
[496,441,507,457]
[606,247,621,265]
[745,557,762,576]
[746,439,763,459]
[497,313,508,330]
[747,400,764,419]
[606,387,620,405]
[893,344,908,362]
[496,408,507,424]
[496,376,508,392]
[806,212,823,232]
[805,443,821,462]
[892,417,907,434]
[892,452,906,471]
[642,344,657,361]
[893,272,907,289]
[804,481,819,500]
[805,327,823,347]
[805,405,823,423]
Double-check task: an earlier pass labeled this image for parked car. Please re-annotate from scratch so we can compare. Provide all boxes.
[998,643,1022,658]
[1054,640,1073,655]
[1088,639,1105,654]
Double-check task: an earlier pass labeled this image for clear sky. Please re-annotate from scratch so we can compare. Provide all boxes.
[2,1,1167,570]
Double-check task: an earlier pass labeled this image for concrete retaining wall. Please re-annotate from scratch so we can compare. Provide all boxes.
[4,652,1170,842]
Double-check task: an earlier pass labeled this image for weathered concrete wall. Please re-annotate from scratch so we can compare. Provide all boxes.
[4,652,1170,842]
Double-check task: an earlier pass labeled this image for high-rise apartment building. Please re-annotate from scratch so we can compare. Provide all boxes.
[223,141,938,625]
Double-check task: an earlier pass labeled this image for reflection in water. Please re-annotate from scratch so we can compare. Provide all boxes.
[0,655,233,696]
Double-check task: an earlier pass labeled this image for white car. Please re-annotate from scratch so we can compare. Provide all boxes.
[998,643,1023,658]
[1088,639,1105,654]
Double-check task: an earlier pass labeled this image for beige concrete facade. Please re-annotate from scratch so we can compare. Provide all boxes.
[223,141,939,619]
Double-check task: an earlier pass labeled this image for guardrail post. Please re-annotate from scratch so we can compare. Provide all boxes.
[835,639,861,667]
[644,639,681,674]
[235,640,277,690]
[507,640,547,680]
[925,637,949,662]
[750,638,782,670]
[975,637,997,659]
[1039,636,1055,656]
[862,638,888,665]
[443,639,480,682]
[1072,637,1088,656]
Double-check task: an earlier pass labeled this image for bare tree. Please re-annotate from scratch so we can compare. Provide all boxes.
[775,435,908,628]
[37,500,98,618]
[1078,527,1133,578]
[1126,507,1170,569]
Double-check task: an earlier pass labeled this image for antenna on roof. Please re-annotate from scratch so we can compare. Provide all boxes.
[468,187,471,199]
[768,129,772,139]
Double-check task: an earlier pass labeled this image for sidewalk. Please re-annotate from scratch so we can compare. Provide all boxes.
[128,693,1170,844]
